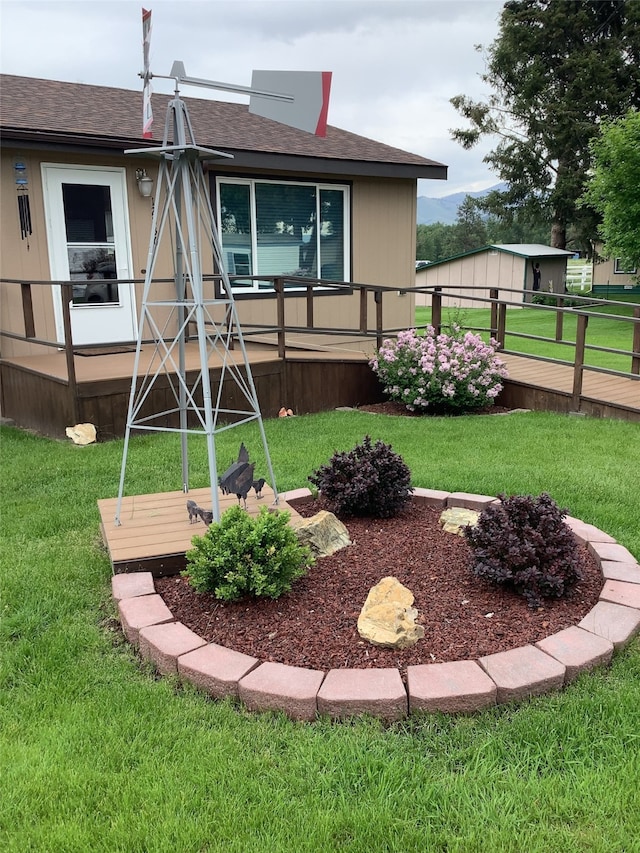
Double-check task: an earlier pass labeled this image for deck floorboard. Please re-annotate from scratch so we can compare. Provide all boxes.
[98,485,301,574]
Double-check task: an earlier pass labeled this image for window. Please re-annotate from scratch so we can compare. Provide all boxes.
[614,258,637,275]
[217,178,349,291]
[62,183,119,305]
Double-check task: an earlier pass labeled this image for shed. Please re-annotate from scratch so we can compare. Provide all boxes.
[415,244,574,310]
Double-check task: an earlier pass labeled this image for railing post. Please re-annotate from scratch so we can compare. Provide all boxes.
[431,288,442,334]
[274,277,286,359]
[497,302,507,348]
[555,297,564,342]
[490,288,498,337]
[632,306,640,376]
[374,289,383,351]
[21,282,36,339]
[225,304,234,350]
[306,285,314,329]
[60,283,80,425]
[572,313,589,410]
[359,286,368,334]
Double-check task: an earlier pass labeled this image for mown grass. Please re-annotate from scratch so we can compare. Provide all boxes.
[2,411,640,852]
[415,296,639,373]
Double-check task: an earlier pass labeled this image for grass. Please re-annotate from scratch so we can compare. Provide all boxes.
[415,294,639,374]
[2,411,640,852]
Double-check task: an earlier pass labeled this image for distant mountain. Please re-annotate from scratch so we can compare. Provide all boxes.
[417,183,508,226]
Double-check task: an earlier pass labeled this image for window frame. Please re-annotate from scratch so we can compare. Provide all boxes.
[215,175,351,293]
[614,258,637,275]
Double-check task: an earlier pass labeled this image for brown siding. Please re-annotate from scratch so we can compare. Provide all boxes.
[593,255,638,288]
[3,154,419,358]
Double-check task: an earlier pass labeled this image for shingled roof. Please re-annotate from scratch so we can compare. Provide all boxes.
[0,74,447,181]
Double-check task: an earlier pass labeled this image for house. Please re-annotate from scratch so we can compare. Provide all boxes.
[1,73,446,362]
[414,244,574,310]
[592,250,640,296]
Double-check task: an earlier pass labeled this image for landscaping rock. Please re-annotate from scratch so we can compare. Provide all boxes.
[292,510,351,557]
[439,506,480,535]
[357,576,424,649]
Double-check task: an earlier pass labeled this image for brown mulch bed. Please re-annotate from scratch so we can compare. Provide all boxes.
[156,498,603,679]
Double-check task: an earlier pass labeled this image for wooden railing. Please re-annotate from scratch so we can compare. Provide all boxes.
[2,277,639,416]
[423,284,639,409]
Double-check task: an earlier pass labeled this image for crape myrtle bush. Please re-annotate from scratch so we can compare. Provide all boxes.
[184,505,312,602]
[309,435,412,519]
[370,325,508,413]
[463,492,583,608]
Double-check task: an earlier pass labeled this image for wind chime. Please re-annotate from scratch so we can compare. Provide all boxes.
[14,159,32,249]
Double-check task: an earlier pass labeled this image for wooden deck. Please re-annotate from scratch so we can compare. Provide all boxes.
[1,340,639,435]
[97,484,302,575]
[0,340,380,438]
[499,353,640,421]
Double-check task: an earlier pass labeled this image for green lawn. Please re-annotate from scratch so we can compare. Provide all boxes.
[416,296,639,374]
[2,412,640,852]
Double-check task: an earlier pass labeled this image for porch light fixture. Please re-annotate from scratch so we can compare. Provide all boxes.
[135,169,154,198]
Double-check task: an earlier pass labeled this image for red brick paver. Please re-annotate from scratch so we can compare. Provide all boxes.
[447,492,498,511]
[118,594,174,645]
[407,660,497,713]
[589,541,637,564]
[599,560,640,584]
[579,601,640,648]
[178,643,259,698]
[317,668,407,720]
[111,571,155,601]
[599,579,640,609]
[412,488,450,508]
[238,662,325,721]
[564,517,616,545]
[535,626,614,683]
[478,645,566,703]
[138,621,207,675]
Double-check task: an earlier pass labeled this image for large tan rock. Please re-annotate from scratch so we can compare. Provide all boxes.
[65,423,97,445]
[357,576,424,650]
[292,510,351,557]
[439,506,480,535]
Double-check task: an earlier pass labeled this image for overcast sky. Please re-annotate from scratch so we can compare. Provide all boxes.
[0,0,506,198]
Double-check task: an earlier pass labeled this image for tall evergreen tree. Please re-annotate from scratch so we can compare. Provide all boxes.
[451,0,640,249]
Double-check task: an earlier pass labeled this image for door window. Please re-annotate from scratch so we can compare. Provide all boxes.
[62,183,120,305]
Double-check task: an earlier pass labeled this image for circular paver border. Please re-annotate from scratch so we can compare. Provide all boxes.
[112,488,640,721]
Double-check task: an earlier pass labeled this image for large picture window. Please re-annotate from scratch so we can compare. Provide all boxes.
[217,178,349,291]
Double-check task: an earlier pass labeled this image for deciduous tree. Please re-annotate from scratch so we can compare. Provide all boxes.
[580,109,640,271]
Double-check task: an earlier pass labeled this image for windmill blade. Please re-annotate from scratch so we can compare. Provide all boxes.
[142,8,153,139]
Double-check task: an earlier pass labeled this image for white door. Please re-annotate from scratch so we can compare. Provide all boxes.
[42,165,138,346]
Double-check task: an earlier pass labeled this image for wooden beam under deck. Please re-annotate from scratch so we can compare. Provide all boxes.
[97,485,302,576]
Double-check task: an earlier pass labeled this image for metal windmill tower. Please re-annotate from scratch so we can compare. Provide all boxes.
[114,67,291,525]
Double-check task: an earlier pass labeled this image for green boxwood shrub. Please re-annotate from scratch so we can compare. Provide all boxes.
[184,505,312,602]
[308,435,412,518]
[463,492,583,608]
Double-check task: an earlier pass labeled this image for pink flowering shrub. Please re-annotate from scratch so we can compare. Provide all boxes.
[370,325,508,413]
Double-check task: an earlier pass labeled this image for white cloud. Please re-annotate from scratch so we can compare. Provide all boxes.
[0,0,505,198]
